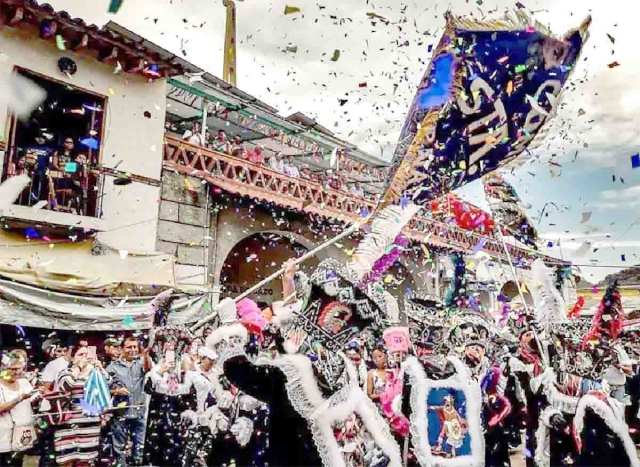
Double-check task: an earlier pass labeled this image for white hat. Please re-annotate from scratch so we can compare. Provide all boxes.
[198,347,218,361]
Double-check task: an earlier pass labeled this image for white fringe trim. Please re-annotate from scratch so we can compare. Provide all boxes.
[262,353,401,467]
[534,406,562,467]
[573,394,640,467]
[271,300,303,326]
[404,356,484,467]
[205,323,248,347]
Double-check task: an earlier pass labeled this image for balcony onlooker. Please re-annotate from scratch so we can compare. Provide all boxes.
[48,137,88,214]
[231,135,246,158]
[283,156,300,178]
[247,146,265,165]
[268,154,284,173]
[350,181,365,198]
[213,129,231,154]
[182,122,205,147]
[300,166,312,180]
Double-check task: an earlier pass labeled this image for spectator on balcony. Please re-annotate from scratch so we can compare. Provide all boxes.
[350,181,365,198]
[213,129,231,154]
[231,135,246,158]
[247,146,265,165]
[268,153,284,173]
[300,166,312,180]
[283,156,300,178]
[49,137,87,214]
[182,122,205,147]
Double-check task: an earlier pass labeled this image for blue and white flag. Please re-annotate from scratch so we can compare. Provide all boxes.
[83,368,112,415]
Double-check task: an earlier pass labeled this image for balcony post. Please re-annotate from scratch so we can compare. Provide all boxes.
[200,99,208,142]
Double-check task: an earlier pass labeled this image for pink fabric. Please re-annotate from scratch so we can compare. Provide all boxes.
[379,369,410,437]
[236,298,261,319]
[383,327,410,354]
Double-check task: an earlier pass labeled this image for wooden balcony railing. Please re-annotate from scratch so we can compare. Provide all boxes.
[163,136,568,267]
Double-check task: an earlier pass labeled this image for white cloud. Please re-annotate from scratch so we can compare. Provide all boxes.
[539,231,612,241]
[556,240,640,250]
[600,185,640,200]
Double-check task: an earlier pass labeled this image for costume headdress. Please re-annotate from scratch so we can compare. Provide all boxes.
[404,293,451,365]
[276,205,417,389]
[447,307,494,351]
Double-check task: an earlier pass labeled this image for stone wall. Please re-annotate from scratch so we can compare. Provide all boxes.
[156,170,210,286]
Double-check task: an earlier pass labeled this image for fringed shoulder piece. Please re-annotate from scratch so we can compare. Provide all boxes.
[573,394,640,467]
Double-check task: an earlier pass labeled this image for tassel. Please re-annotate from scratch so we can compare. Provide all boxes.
[444,252,468,307]
[583,281,624,344]
[348,204,420,281]
[357,235,409,286]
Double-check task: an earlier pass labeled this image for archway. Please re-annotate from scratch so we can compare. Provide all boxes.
[220,232,320,308]
[500,280,534,307]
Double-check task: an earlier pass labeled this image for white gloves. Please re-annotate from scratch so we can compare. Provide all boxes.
[230,416,254,447]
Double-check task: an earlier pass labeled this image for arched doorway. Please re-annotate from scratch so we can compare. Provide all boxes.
[500,280,534,307]
[220,232,320,308]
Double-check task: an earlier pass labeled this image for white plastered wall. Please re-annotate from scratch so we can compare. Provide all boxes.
[0,25,166,253]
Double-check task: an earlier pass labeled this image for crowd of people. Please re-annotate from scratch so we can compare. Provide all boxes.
[180,123,372,200]
[7,134,92,215]
[2,253,640,467]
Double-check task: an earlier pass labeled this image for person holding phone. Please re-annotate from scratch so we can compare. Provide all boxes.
[0,353,40,467]
[52,345,106,466]
[144,338,196,466]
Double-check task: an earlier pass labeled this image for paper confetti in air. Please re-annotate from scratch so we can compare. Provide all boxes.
[284,5,301,15]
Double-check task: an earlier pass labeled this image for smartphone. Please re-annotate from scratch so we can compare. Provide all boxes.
[165,350,175,367]
[87,346,97,362]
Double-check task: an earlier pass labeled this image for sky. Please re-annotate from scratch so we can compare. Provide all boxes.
[45,0,640,283]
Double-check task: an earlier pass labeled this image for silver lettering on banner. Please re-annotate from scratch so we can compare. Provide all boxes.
[457,77,509,177]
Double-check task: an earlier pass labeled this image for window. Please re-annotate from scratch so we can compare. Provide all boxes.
[2,68,106,217]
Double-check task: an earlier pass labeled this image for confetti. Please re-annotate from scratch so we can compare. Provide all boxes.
[108,0,124,13]
[606,33,615,44]
[55,35,66,50]
[580,212,592,224]
[631,154,640,169]
[608,61,620,68]
[284,5,301,15]
[331,50,341,62]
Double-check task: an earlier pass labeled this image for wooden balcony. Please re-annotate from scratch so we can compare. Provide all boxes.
[163,136,568,267]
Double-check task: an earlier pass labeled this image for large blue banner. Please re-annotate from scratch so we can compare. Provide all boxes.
[381,13,590,207]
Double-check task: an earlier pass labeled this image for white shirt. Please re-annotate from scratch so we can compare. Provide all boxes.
[605,346,632,386]
[182,130,204,147]
[184,369,218,413]
[0,379,35,452]
[268,157,284,172]
[41,357,69,385]
[284,163,300,178]
[350,186,364,197]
